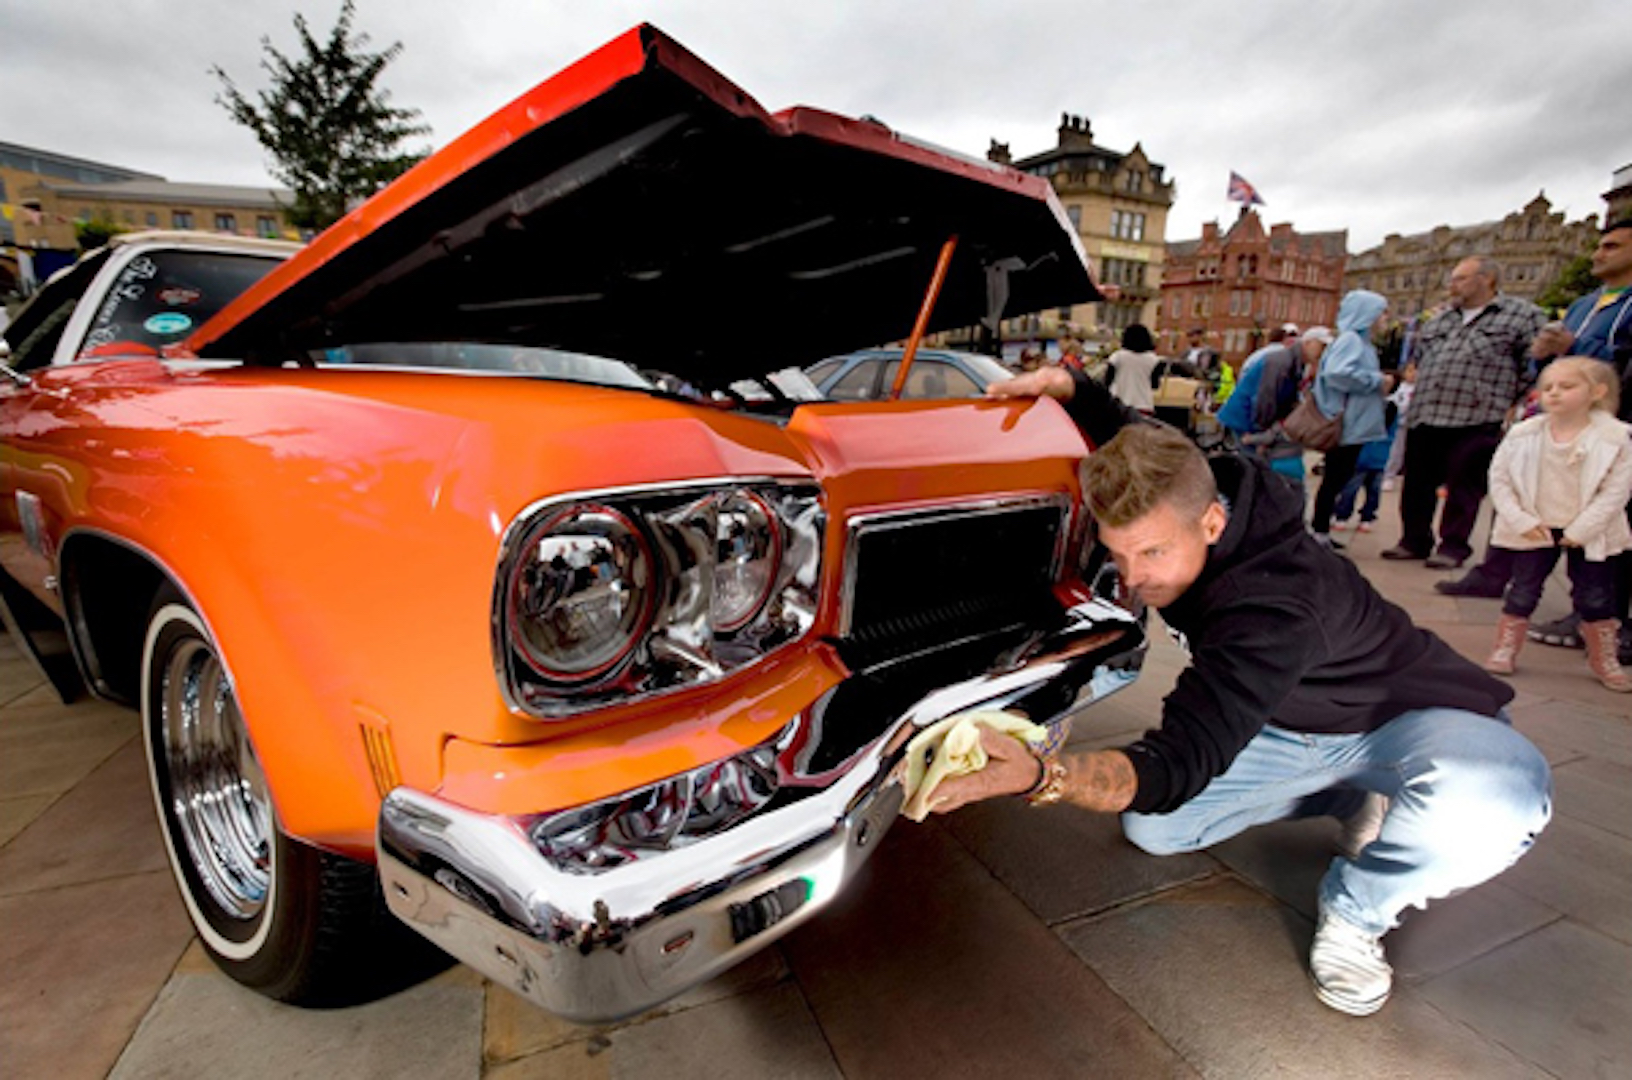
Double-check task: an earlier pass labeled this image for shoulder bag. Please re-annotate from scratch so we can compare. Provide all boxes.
[1281,392,1343,452]
[1151,360,1205,410]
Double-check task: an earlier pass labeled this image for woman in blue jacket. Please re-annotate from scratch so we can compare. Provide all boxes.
[1310,290,1395,548]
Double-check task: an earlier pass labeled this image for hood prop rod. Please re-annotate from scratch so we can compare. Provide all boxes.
[888,234,958,401]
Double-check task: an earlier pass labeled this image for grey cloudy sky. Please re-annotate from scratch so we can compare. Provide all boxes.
[3,0,1625,252]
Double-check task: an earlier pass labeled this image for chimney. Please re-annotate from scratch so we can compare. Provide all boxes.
[1056,113,1094,149]
[987,139,1011,165]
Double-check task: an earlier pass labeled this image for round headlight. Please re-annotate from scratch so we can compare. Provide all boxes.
[508,504,653,681]
[714,490,780,632]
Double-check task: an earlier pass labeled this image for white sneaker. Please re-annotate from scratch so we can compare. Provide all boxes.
[1336,792,1389,860]
[1310,910,1392,1016]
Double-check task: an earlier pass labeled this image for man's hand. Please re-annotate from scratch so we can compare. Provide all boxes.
[923,726,1042,814]
[1528,322,1574,360]
[927,729,1139,815]
[985,366,1076,402]
[1523,525,1552,544]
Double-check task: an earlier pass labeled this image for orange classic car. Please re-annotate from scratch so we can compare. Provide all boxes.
[0,25,1144,1022]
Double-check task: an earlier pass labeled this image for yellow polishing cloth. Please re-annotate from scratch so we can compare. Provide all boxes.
[900,710,1047,822]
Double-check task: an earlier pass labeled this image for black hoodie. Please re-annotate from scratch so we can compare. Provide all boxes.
[1064,372,1514,815]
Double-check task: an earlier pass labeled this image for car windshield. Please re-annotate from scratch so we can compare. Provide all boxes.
[80,250,285,356]
[313,342,652,390]
[955,353,1016,386]
[811,349,1014,401]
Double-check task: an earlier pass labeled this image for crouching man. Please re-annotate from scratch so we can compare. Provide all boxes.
[931,365,1552,1017]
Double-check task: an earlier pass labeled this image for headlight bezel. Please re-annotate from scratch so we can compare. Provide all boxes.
[712,489,781,633]
[494,478,825,720]
[504,501,656,683]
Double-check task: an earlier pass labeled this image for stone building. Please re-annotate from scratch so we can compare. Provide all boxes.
[1158,209,1347,368]
[979,114,1173,354]
[1,141,294,256]
[1345,193,1598,318]
[1605,164,1632,225]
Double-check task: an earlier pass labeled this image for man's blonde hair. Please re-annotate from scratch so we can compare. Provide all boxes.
[1081,424,1218,527]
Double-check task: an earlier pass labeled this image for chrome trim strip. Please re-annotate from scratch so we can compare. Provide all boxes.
[837,492,1071,637]
[380,598,1143,1022]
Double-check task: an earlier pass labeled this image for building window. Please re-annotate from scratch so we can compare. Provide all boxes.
[145,211,158,227]
[1101,257,1146,289]
[172,210,194,229]
[256,215,278,237]
[1169,295,1181,318]
[1109,210,1146,242]
[1099,302,1143,333]
[214,213,237,233]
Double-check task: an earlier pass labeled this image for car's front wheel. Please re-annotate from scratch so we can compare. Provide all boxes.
[140,589,429,1003]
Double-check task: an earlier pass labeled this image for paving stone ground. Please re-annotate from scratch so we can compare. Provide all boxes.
[3,486,1629,1078]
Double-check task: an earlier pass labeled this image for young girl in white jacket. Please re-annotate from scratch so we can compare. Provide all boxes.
[1484,357,1632,691]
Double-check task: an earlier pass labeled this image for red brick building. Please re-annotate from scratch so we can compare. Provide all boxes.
[1158,210,1347,369]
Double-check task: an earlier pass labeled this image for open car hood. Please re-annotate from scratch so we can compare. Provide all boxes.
[187,24,1098,385]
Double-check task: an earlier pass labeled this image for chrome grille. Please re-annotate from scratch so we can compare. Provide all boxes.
[836,497,1068,671]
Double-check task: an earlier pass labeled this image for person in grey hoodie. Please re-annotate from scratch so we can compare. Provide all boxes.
[1309,290,1395,549]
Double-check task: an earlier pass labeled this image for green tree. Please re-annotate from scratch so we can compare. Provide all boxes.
[1535,254,1599,315]
[212,0,430,231]
[75,210,128,251]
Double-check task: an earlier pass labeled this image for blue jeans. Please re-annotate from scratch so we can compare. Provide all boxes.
[1334,467,1383,524]
[1121,709,1551,936]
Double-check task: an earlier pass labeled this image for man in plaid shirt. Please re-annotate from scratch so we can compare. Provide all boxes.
[1381,257,1546,567]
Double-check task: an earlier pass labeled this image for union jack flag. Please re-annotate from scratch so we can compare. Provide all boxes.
[1227,171,1265,206]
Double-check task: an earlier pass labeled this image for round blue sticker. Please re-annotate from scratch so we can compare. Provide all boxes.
[144,312,193,335]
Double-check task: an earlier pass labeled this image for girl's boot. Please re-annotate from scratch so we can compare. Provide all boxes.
[1582,619,1632,692]
[1484,614,1528,675]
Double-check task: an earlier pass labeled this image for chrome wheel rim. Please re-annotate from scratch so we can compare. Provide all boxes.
[160,637,272,920]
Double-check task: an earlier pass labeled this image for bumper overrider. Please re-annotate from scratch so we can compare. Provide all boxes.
[377,598,1144,1022]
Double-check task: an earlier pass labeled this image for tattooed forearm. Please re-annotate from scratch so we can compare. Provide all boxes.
[1059,749,1138,812]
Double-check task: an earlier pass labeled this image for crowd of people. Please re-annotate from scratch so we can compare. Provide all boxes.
[1010,216,1632,686]
[916,217,1632,1019]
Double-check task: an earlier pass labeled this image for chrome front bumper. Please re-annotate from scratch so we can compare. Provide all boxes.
[377,599,1143,1022]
